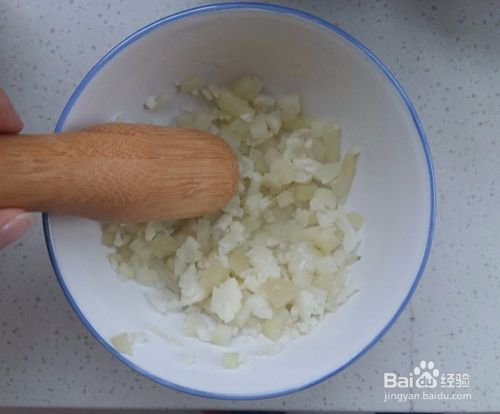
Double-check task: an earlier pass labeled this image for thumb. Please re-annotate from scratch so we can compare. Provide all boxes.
[0,89,23,134]
[0,209,35,249]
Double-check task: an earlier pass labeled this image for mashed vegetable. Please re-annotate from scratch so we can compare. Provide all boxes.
[103,75,362,348]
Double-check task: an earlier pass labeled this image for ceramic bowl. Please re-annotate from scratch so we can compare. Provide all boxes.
[44,3,435,399]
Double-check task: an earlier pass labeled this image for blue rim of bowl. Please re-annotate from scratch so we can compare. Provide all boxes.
[43,1,436,401]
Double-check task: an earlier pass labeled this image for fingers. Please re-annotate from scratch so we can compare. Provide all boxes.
[0,91,29,248]
[0,88,23,133]
[0,209,35,249]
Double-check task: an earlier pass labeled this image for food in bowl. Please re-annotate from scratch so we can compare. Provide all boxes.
[102,74,363,354]
[45,3,434,398]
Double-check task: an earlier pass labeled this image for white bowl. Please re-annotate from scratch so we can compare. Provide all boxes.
[44,3,435,399]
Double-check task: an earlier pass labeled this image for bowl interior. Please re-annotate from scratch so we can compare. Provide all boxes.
[46,6,433,398]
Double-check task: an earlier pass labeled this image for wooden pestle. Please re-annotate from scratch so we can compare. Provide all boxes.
[0,123,239,222]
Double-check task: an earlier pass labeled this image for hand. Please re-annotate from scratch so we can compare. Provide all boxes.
[0,89,34,249]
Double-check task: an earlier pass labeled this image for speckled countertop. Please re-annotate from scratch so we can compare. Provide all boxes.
[0,0,498,411]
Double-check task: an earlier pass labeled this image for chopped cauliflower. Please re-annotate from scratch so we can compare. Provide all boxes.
[176,237,203,264]
[102,75,363,349]
[245,293,273,320]
[296,288,327,325]
[246,245,281,280]
[179,264,206,305]
[211,278,243,323]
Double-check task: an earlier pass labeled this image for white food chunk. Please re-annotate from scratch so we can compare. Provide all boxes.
[252,94,276,112]
[221,352,240,369]
[245,294,273,320]
[179,264,206,305]
[103,75,362,351]
[146,288,183,313]
[111,333,133,356]
[184,309,211,341]
[246,246,281,279]
[262,308,290,341]
[295,288,327,324]
[179,75,204,93]
[233,75,264,100]
[218,221,246,257]
[210,324,234,346]
[276,190,294,208]
[285,242,315,285]
[176,236,202,264]
[211,278,242,323]
[323,120,341,162]
[216,89,255,117]
[250,113,270,140]
[333,147,359,199]
[278,94,301,120]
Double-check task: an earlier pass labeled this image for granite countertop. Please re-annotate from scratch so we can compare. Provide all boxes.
[1,0,498,411]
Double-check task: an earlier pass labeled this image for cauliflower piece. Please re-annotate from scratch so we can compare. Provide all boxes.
[277,190,294,208]
[104,77,363,350]
[310,188,338,211]
[245,294,273,320]
[294,209,310,228]
[246,245,281,279]
[223,195,244,218]
[214,214,233,232]
[278,94,301,120]
[239,155,255,179]
[286,243,317,288]
[184,308,211,341]
[234,75,265,101]
[309,188,340,228]
[316,209,338,228]
[241,268,269,292]
[293,159,340,184]
[146,288,183,313]
[283,136,306,161]
[211,278,243,323]
[218,221,247,257]
[252,94,276,112]
[244,193,272,216]
[314,254,341,276]
[179,264,206,305]
[176,236,203,264]
[295,287,327,324]
[336,212,362,254]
